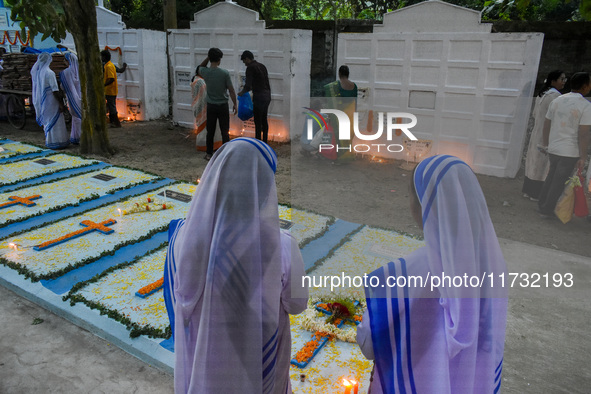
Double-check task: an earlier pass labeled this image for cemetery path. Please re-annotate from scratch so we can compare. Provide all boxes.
[3,118,589,257]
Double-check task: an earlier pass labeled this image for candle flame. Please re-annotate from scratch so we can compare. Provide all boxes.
[8,242,16,250]
[343,378,352,387]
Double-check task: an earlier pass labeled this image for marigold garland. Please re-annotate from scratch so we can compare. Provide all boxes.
[0,30,31,46]
[104,46,122,55]
[34,219,116,251]
[294,331,333,364]
[136,277,164,298]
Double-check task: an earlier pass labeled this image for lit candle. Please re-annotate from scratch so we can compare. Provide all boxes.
[117,208,122,218]
[343,379,352,394]
[8,242,17,251]
[351,379,359,394]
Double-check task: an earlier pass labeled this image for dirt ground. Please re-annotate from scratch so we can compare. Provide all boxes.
[2,118,590,258]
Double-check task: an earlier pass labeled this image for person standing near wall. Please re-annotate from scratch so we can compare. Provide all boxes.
[522,70,566,201]
[323,65,358,161]
[198,48,237,160]
[238,50,272,143]
[101,49,123,128]
[538,72,591,218]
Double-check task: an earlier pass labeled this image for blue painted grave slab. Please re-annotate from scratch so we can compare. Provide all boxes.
[0,178,174,239]
[0,162,110,194]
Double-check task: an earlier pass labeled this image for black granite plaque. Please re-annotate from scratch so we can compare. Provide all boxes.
[34,158,56,165]
[92,174,117,182]
[279,219,294,230]
[158,190,192,203]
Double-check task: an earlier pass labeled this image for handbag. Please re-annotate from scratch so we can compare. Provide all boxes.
[318,126,337,160]
[237,93,253,121]
[573,168,589,217]
[309,126,327,149]
[554,175,577,224]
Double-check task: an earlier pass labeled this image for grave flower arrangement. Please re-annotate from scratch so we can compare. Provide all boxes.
[120,197,171,215]
[300,293,365,344]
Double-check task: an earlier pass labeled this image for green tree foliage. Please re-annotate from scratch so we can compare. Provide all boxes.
[481,0,585,21]
[5,0,68,42]
[105,0,589,25]
[6,0,114,155]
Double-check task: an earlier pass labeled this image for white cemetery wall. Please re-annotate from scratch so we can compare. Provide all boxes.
[61,6,168,121]
[337,1,543,177]
[169,1,312,141]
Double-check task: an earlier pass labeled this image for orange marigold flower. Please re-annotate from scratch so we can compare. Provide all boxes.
[138,277,164,295]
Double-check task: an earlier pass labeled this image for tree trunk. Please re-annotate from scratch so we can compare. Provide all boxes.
[163,0,177,30]
[61,0,114,155]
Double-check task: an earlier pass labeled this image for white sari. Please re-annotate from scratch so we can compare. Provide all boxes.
[358,155,508,393]
[60,52,82,144]
[163,138,307,393]
[31,52,68,149]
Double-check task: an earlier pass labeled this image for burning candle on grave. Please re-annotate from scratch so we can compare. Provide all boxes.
[117,208,122,218]
[350,379,359,394]
[7,242,24,255]
[343,378,352,394]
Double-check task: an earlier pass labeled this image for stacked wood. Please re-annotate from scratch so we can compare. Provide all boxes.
[0,53,69,92]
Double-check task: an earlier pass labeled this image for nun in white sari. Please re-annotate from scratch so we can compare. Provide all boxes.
[60,52,82,144]
[357,155,508,393]
[163,137,308,393]
[31,52,69,149]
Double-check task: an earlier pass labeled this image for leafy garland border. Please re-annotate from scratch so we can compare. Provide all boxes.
[278,203,336,248]
[64,242,171,339]
[0,224,170,282]
[0,145,45,162]
[1,164,101,190]
[305,223,365,274]
[0,153,101,188]
[0,179,183,241]
[0,176,163,230]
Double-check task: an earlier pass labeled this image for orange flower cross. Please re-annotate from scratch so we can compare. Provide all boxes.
[0,195,42,209]
[34,219,117,251]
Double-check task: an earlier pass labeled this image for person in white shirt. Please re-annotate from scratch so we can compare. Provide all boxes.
[538,72,591,218]
[522,70,566,201]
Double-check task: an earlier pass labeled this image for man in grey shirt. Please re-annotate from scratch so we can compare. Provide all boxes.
[198,48,237,160]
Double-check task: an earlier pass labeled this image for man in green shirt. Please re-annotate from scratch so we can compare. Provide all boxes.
[198,48,237,160]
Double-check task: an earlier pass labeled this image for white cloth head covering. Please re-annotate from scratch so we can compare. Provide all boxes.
[31,52,53,126]
[171,137,282,393]
[364,154,508,393]
[60,52,82,119]
[31,52,69,149]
